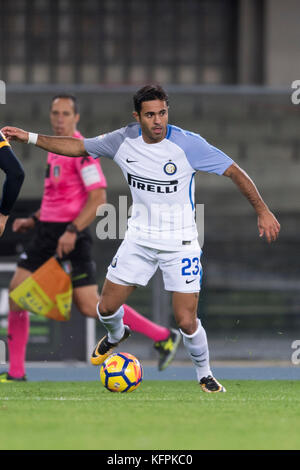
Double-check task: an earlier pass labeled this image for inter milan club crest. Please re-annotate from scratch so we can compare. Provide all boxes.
[163,161,177,175]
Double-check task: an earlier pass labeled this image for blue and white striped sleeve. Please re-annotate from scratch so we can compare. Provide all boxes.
[192,142,234,175]
[170,128,234,175]
[84,127,128,160]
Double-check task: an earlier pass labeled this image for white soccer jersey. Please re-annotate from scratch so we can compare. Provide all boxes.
[84,123,234,250]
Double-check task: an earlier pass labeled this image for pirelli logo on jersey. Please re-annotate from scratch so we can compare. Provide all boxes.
[127,173,178,193]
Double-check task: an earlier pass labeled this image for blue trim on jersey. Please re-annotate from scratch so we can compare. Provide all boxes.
[166,125,172,139]
[189,172,196,210]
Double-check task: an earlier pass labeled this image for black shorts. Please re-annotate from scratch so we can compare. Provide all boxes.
[17,221,97,288]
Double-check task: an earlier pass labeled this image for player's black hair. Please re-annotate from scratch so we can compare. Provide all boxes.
[133,85,169,114]
[50,94,79,114]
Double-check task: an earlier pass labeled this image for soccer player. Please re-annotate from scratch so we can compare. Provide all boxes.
[0,131,25,236]
[0,94,180,382]
[1,85,280,392]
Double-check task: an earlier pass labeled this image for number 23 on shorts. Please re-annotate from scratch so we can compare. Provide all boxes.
[181,257,202,284]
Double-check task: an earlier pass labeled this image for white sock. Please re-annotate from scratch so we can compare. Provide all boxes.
[97,304,125,344]
[180,318,212,382]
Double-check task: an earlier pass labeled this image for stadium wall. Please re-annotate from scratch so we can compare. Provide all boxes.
[1,86,297,210]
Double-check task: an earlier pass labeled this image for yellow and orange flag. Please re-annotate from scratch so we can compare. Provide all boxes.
[10,257,72,321]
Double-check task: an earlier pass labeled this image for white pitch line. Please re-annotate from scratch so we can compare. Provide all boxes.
[0,397,94,401]
[0,396,300,402]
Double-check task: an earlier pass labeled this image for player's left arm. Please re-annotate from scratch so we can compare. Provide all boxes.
[0,133,25,236]
[223,162,280,243]
[56,187,107,258]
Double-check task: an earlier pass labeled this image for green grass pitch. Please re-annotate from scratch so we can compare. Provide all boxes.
[0,380,300,450]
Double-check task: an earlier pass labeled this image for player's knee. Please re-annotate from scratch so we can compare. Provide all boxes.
[176,315,197,335]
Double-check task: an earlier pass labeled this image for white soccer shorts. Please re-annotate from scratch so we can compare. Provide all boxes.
[106,239,203,293]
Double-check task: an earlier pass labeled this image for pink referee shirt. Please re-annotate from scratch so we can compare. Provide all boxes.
[40,130,107,222]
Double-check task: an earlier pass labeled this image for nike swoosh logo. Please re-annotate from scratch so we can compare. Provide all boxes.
[126,158,138,163]
[185,278,197,284]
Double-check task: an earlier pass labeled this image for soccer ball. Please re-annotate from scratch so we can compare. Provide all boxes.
[100,352,143,393]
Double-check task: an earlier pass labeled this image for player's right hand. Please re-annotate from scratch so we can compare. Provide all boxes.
[12,217,35,233]
[0,127,29,143]
[257,209,281,243]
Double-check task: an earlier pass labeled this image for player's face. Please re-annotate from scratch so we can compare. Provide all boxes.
[50,98,80,136]
[133,100,168,144]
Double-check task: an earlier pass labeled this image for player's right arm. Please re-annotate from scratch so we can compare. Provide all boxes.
[1,126,87,157]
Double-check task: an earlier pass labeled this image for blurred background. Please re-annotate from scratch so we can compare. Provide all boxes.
[0,0,299,365]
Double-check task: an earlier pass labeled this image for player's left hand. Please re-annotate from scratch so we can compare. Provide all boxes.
[257,209,280,243]
[0,213,9,237]
[1,126,29,143]
[56,231,77,258]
